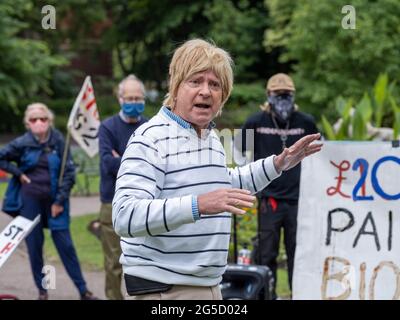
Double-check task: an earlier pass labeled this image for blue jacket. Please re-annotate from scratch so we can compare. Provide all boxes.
[0,128,75,230]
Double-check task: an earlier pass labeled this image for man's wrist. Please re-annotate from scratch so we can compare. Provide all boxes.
[273,155,282,174]
[192,196,201,221]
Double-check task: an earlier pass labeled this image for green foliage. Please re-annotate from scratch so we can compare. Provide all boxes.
[321,115,336,140]
[105,0,209,84]
[215,82,266,129]
[205,0,269,81]
[352,105,367,140]
[373,73,388,127]
[264,0,299,50]
[390,96,400,139]
[229,82,266,108]
[321,73,400,140]
[265,0,400,115]
[26,0,108,51]
[106,0,275,86]
[0,0,282,132]
[0,0,65,113]
[334,96,353,140]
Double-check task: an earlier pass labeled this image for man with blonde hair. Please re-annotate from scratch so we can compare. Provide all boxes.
[112,40,322,300]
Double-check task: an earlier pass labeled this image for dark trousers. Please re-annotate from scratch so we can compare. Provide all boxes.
[21,194,87,295]
[257,197,298,298]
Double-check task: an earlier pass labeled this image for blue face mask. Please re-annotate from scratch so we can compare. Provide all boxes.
[121,102,145,118]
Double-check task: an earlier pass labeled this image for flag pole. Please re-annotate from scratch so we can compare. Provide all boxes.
[58,128,72,187]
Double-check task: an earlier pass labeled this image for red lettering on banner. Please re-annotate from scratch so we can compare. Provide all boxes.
[86,99,96,110]
[358,162,366,197]
[326,160,351,198]
[0,242,15,255]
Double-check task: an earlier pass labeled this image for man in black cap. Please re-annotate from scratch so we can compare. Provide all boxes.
[238,73,319,299]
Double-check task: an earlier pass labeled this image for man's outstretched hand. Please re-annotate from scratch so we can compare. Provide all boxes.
[197,133,322,216]
[273,133,322,173]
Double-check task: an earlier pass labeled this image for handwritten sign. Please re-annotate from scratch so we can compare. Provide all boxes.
[67,76,100,158]
[0,215,40,269]
[293,141,400,300]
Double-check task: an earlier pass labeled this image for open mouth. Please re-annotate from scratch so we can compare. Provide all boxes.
[194,103,211,109]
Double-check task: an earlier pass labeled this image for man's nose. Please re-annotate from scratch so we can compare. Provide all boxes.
[199,82,211,96]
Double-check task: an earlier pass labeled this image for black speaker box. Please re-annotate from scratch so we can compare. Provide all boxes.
[220,264,274,300]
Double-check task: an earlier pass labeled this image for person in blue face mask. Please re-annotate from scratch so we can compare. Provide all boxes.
[120,92,145,118]
[238,73,320,299]
[93,74,148,300]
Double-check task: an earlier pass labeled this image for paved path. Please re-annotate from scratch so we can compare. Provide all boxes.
[0,197,108,300]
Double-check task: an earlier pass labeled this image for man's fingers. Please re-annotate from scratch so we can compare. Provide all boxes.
[229,192,256,202]
[230,200,254,208]
[228,188,252,194]
[227,189,255,210]
[293,133,321,151]
[225,205,246,215]
[306,143,323,153]
[305,143,323,153]
[305,146,322,157]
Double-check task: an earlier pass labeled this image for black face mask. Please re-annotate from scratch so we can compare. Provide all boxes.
[268,93,295,123]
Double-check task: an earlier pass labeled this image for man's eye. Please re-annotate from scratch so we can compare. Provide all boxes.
[210,82,221,90]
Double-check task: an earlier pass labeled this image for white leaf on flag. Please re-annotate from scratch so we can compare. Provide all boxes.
[67,76,100,158]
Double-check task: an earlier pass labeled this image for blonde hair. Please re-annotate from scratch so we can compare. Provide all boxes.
[24,102,54,128]
[163,39,234,111]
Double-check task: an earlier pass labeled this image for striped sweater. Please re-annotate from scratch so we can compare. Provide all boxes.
[112,106,281,286]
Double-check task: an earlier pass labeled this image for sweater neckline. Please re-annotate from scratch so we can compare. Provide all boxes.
[160,106,215,140]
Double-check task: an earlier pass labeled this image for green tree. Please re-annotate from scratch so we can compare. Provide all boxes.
[24,0,110,97]
[205,0,270,82]
[106,0,280,88]
[265,0,400,119]
[0,0,64,113]
[104,0,209,87]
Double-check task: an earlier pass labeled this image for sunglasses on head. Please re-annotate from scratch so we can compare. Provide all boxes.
[29,117,48,123]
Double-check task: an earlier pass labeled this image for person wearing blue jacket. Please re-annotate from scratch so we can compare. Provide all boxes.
[0,102,98,300]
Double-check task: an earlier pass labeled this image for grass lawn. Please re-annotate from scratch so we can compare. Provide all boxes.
[72,173,100,196]
[43,213,104,272]
[0,182,6,198]
[276,268,290,298]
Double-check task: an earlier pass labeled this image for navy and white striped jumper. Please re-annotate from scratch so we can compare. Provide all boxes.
[112,106,281,286]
